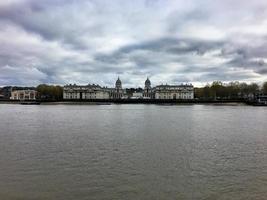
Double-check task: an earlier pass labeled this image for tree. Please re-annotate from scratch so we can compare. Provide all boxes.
[211,81,223,99]
[248,83,259,95]
[36,84,63,100]
[194,87,204,99]
[203,84,212,99]
[227,81,240,99]
[194,81,261,100]
[239,82,249,98]
[263,82,267,94]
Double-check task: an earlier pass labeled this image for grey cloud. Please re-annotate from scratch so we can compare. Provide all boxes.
[0,0,267,86]
[0,0,100,49]
[257,68,267,75]
[95,37,224,65]
[197,71,259,82]
[221,44,267,76]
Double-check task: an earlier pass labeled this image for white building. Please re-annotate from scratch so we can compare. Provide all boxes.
[154,84,194,99]
[63,77,194,100]
[131,92,143,99]
[10,90,37,100]
[109,77,125,99]
[143,78,154,99]
[63,78,126,100]
[143,78,194,100]
[63,84,110,100]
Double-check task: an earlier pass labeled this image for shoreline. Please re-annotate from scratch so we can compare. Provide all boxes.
[0,99,252,106]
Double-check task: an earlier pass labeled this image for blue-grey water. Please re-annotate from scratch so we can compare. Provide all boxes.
[0,104,266,200]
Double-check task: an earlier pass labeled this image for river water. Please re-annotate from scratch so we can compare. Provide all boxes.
[0,104,266,200]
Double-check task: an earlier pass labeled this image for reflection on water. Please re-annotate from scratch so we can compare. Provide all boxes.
[0,104,266,200]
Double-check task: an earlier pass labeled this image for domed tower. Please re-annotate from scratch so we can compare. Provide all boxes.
[112,77,123,99]
[144,77,152,98]
[115,77,122,90]
[145,77,151,89]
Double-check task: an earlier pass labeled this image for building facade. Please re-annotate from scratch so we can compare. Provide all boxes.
[109,77,125,99]
[10,90,37,100]
[63,78,126,100]
[63,77,194,100]
[143,78,154,99]
[255,95,267,105]
[131,92,143,99]
[63,84,110,100]
[154,84,194,99]
[143,78,194,100]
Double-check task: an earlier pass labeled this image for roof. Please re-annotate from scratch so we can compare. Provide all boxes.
[145,78,151,85]
[155,84,193,88]
[116,77,122,85]
[64,84,102,88]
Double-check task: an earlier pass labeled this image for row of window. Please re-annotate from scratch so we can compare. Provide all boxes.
[157,94,193,98]
[156,93,193,96]
[156,87,193,90]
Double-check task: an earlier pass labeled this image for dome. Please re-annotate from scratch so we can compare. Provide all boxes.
[116,77,121,85]
[115,77,122,88]
[145,78,151,85]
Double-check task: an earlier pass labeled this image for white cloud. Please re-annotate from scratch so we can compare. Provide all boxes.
[0,0,267,86]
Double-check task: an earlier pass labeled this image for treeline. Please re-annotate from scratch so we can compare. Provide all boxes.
[36,82,267,101]
[125,87,143,96]
[36,84,63,101]
[195,81,267,100]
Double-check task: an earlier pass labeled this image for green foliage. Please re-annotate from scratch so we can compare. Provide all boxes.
[35,81,267,101]
[36,84,63,100]
[262,82,267,94]
[125,87,143,96]
[195,81,262,100]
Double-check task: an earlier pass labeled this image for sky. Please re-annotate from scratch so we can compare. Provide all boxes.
[0,0,267,88]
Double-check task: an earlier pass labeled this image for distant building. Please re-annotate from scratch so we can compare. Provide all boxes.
[63,84,109,100]
[255,95,267,105]
[0,86,12,99]
[143,78,194,100]
[1,86,36,100]
[63,77,194,100]
[63,78,126,100]
[109,77,125,99]
[10,90,37,100]
[154,84,194,99]
[143,78,154,99]
[131,92,143,99]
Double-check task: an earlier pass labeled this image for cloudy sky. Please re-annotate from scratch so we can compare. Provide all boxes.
[0,0,267,87]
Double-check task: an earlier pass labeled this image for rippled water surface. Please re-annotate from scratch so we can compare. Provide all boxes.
[0,104,267,200]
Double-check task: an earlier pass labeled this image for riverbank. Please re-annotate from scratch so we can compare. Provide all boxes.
[0,99,253,105]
